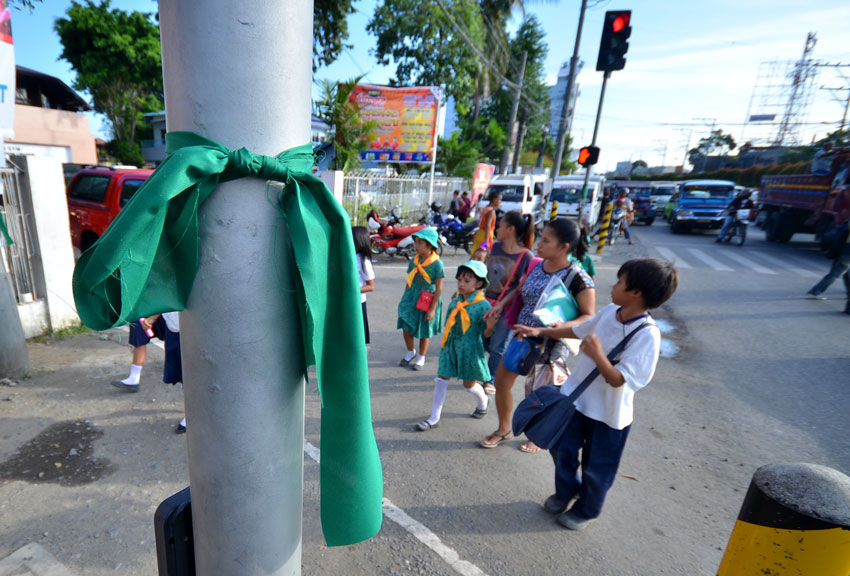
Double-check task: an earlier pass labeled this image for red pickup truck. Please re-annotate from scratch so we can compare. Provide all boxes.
[66,167,153,252]
[759,152,850,243]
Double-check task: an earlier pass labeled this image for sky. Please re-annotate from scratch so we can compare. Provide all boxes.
[10,0,850,172]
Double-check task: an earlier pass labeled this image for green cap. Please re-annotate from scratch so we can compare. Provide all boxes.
[412,227,441,250]
[457,260,489,288]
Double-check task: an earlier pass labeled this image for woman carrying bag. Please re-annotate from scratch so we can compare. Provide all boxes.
[480,218,596,450]
[481,211,535,394]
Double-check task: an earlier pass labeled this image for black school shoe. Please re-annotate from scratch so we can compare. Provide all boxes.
[175,423,186,434]
[110,380,140,393]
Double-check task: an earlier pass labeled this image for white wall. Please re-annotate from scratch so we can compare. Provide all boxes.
[22,155,78,331]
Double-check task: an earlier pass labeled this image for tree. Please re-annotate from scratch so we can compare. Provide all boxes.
[455,116,505,165]
[314,77,377,172]
[368,0,484,115]
[55,1,162,165]
[313,0,356,70]
[436,131,480,178]
[688,129,736,166]
[9,0,42,10]
[631,159,648,175]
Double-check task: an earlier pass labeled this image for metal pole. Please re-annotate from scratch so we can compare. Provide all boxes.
[579,71,610,220]
[500,51,527,175]
[596,202,613,254]
[158,2,312,575]
[428,89,441,206]
[551,0,588,180]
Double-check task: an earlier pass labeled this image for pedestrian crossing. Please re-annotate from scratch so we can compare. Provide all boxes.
[647,245,825,278]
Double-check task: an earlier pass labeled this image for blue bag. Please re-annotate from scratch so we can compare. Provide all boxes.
[502,336,544,376]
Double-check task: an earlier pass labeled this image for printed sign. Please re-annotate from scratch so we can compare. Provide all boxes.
[471,163,495,205]
[351,84,440,163]
[0,0,14,138]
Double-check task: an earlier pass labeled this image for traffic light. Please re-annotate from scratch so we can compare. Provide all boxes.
[596,10,631,72]
[577,146,600,166]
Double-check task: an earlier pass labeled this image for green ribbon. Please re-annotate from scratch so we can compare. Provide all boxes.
[0,208,12,245]
[72,131,383,546]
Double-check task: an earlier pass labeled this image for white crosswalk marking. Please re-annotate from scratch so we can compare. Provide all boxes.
[720,251,778,274]
[655,246,692,268]
[687,248,733,271]
[753,252,822,278]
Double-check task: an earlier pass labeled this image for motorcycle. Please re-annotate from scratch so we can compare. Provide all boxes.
[608,207,626,245]
[419,202,476,253]
[718,208,750,247]
[367,206,428,258]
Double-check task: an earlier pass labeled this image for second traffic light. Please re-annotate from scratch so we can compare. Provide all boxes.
[596,10,631,72]
[578,146,600,166]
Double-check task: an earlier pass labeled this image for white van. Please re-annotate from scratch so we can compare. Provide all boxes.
[544,175,605,226]
[477,174,547,228]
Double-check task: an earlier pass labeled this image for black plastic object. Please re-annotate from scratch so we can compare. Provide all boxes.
[154,486,195,576]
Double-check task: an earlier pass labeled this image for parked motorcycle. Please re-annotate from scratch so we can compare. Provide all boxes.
[419,203,476,253]
[367,206,428,258]
[718,208,750,247]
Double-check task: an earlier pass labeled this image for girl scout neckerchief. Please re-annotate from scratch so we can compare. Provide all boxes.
[71,131,382,547]
[406,252,440,287]
[441,289,486,348]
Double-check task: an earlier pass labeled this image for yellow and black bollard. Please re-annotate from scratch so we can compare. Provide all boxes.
[596,203,613,254]
[718,463,850,575]
[550,201,559,222]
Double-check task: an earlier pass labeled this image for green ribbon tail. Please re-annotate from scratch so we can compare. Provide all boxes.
[0,207,13,245]
[72,131,383,546]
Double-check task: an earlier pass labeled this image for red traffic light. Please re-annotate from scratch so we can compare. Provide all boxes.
[612,14,629,32]
[578,146,600,166]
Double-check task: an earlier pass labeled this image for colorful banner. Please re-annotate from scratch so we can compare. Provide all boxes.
[351,84,440,163]
[0,0,14,139]
[471,163,495,205]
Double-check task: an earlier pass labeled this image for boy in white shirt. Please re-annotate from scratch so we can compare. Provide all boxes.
[515,258,678,530]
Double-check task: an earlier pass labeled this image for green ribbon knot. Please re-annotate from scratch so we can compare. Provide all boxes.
[72,131,383,546]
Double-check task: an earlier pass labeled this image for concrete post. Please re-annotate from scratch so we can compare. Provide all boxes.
[596,202,613,254]
[158,1,312,575]
[718,463,850,575]
[0,269,30,378]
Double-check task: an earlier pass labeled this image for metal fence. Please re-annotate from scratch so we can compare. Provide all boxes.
[1,161,41,304]
[342,171,469,226]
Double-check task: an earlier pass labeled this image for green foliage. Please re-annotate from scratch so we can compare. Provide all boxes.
[456,116,506,165]
[54,1,162,165]
[368,0,484,115]
[436,131,480,179]
[314,76,378,172]
[313,0,356,70]
[9,0,43,10]
[688,129,737,165]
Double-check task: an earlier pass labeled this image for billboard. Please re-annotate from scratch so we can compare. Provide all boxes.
[0,0,14,139]
[351,84,441,163]
[471,163,495,205]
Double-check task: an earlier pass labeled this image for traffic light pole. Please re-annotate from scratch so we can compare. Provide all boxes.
[159,1,312,574]
[578,71,610,222]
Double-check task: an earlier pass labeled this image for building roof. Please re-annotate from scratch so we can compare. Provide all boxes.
[15,66,92,112]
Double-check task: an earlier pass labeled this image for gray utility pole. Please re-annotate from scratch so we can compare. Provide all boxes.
[159,1,311,575]
[578,71,610,220]
[511,105,528,174]
[551,0,588,179]
[500,51,527,175]
[536,125,550,168]
[0,268,30,378]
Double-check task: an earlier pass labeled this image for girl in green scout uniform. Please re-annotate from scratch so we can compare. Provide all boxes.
[417,261,499,431]
[398,228,444,370]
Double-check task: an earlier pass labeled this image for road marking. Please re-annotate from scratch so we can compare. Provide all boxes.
[654,246,692,268]
[303,441,489,576]
[686,248,733,271]
[0,543,75,576]
[721,251,778,274]
[752,252,822,278]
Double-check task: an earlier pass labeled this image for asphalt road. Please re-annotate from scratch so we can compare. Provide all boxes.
[2,219,848,575]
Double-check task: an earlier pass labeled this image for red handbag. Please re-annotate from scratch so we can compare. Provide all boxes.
[504,257,542,329]
[415,275,435,312]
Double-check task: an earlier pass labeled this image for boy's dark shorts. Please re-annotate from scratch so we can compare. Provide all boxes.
[129,316,167,347]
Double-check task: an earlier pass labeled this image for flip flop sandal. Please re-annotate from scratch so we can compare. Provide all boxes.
[480,430,513,448]
[416,420,439,431]
[483,384,496,395]
[519,442,541,454]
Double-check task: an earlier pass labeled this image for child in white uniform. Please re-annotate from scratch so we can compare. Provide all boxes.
[515,258,678,530]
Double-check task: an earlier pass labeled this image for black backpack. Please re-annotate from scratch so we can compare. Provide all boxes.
[822,220,850,259]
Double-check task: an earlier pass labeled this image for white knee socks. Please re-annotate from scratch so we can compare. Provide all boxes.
[428,377,450,425]
[466,382,488,410]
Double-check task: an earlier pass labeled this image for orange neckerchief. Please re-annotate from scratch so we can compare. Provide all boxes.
[406,251,440,287]
[441,290,486,348]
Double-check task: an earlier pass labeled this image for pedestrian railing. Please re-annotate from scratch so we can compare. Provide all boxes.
[342,171,469,226]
